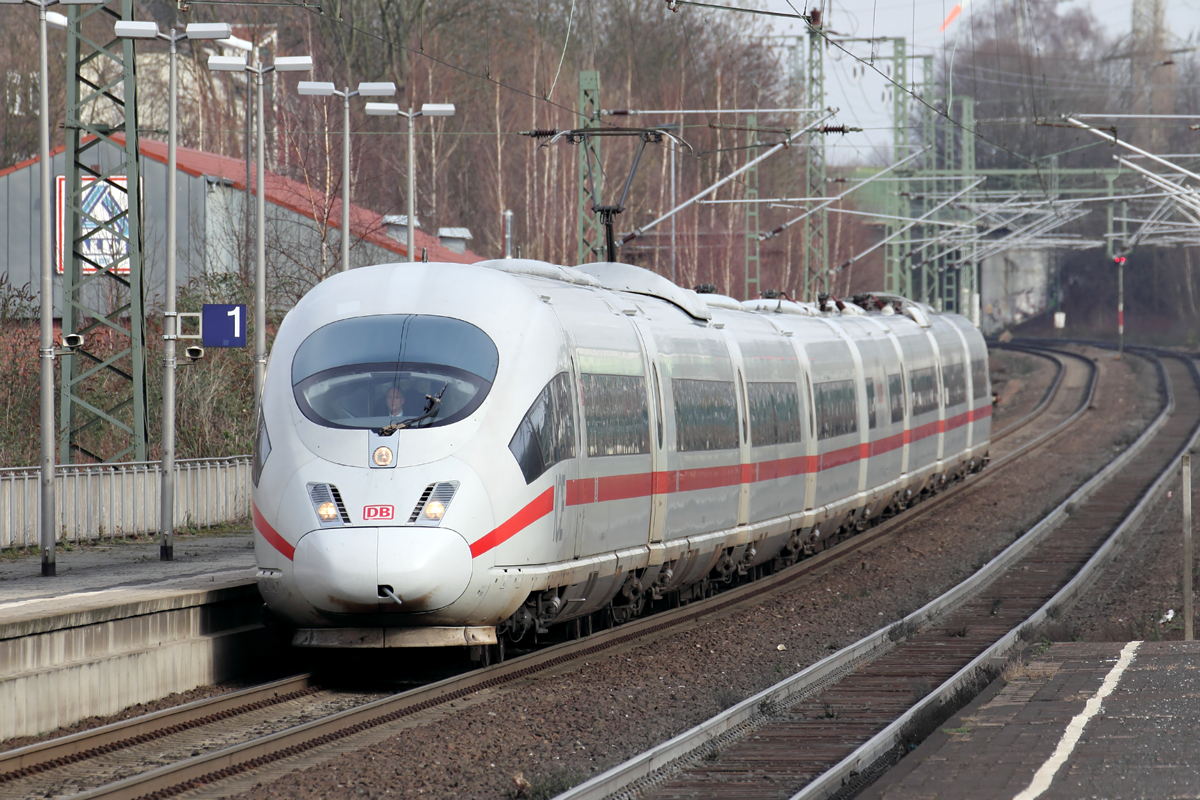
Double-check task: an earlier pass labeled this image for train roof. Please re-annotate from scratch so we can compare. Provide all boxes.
[475,258,943,329]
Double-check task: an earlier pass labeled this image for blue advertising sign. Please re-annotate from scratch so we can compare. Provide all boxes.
[202,304,247,348]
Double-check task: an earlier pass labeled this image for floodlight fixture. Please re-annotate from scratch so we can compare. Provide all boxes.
[208,54,247,71]
[114,20,158,38]
[186,22,233,39]
[358,81,397,97]
[273,55,313,72]
[297,81,336,96]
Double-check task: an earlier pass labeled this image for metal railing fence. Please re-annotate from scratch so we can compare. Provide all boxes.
[0,456,252,548]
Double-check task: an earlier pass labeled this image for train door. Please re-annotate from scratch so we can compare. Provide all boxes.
[570,298,653,558]
[554,332,586,560]
[716,328,752,528]
[630,319,667,543]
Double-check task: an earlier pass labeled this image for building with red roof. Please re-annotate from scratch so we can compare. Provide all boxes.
[0,135,483,316]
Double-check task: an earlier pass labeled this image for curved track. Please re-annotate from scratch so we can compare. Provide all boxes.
[559,347,1198,800]
[0,346,1096,800]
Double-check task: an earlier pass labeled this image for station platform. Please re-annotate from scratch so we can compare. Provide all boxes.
[862,641,1200,800]
[0,532,262,742]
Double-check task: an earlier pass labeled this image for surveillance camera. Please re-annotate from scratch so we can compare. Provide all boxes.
[62,333,84,350]
[185,345,205,360]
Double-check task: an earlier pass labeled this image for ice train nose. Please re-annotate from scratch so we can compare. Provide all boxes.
[293,527,472,614]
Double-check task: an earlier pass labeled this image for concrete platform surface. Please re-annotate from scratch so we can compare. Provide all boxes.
[0,531,255,628]
[862,641,1200,800]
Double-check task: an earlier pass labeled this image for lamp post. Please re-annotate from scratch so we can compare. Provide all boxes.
[1,0,67,576]
[297,79,396,274]
[208,52,313,403]
[364,102,456,262]
[116,20,231,561]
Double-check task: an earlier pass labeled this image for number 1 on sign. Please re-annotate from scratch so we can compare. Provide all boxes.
[227,306,241,339]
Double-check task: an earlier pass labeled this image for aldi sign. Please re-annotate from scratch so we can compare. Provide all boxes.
[56,175,130,275]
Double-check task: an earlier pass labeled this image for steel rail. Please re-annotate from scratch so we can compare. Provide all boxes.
[791,349,1197,800]
[988,344,1068,443]
[2,348,1082,800]
[0,675,318,780]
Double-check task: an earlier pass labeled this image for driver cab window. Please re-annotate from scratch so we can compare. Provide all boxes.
[291,314,500,431]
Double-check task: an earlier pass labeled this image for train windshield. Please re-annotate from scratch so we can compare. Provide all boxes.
[291,314,499,431]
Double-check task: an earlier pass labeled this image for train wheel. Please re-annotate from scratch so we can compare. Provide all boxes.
[490,638,506,664]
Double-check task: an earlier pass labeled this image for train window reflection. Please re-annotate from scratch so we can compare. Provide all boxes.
[747,382,803,446]
[887,373,905,424]
[291,314,498,430]
[673,379,738,452]
[865,379,879,430]
[971,358,989,401]
[910,367,939,416]
[814,379,858,440]
[509,372,577,484]
[582,374,649,456]
[943,362,967,407]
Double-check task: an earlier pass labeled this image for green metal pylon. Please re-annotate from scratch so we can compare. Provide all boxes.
[803,26,827,301]
[744,114,760,300]
[952,95,976,313]
[883,38,910,299]
[576,71,603,264]
[60,0,148,463]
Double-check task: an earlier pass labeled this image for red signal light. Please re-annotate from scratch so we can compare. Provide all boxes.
[1113,256,1126,264]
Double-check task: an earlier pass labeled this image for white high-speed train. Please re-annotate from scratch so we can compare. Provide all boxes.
[251,259,990,657]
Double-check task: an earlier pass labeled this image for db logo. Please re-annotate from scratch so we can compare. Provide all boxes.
[363,505,394,521]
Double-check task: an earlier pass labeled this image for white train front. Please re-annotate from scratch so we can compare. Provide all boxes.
[252,259,991,651]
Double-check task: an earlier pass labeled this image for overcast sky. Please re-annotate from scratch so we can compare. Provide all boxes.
[722,0,1200,163]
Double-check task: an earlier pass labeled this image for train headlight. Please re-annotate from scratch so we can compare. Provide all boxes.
[372,446,394,467]
[308,483,348,527]
[408,481,459,526]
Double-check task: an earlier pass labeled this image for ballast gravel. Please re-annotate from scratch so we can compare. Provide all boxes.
[230,346,1160,800]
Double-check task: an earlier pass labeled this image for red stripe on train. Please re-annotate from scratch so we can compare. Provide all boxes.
[470,486,555,558]
[253,503,295,561]
[472,412,992,558]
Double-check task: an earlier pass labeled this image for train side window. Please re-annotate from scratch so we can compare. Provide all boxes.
[252,408,271,487]
[909,367,939,416]
[865,379,878,430]
[651,364,664,449]
[673,378,739,452]
[746,382,803,446]
[887,373,904,424]
[814,379,858,440]
[805,373,816,439]
[943,362,967,407]
[737,371,748,444]
[508,372,577,484]
[581,374,650,456]
[971,358,989,401]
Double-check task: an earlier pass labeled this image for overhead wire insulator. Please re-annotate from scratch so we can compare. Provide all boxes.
[817,124,863,135]
[520,129,559,139]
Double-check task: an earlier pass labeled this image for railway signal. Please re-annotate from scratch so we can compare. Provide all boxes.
[1114,254,1127,357]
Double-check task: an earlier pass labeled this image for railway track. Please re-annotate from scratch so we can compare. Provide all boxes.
[0,345,1097,800]
[557,347,1197,800]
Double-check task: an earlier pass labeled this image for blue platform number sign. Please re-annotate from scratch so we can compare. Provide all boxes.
[202,304,247,348]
